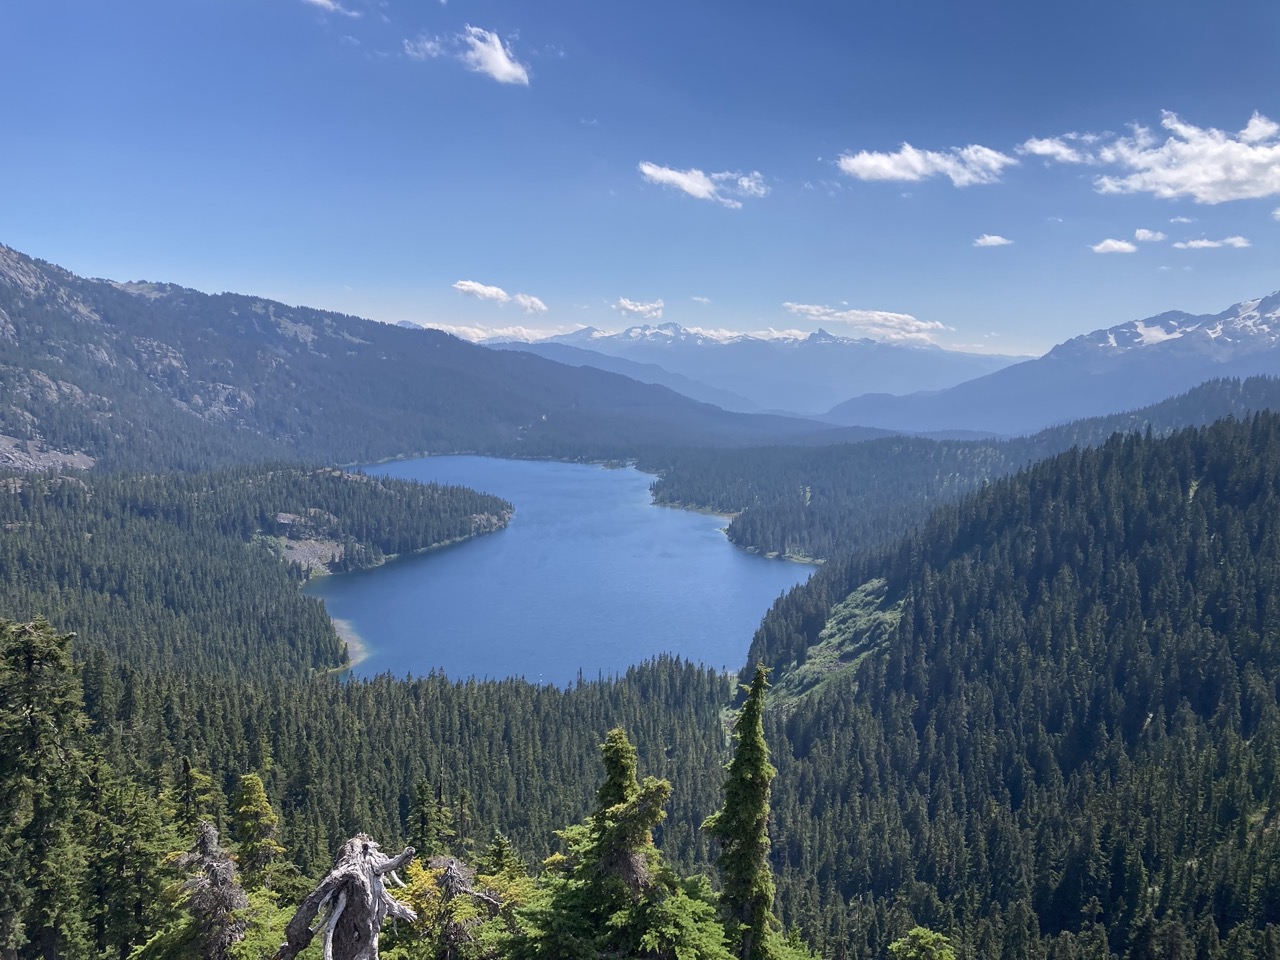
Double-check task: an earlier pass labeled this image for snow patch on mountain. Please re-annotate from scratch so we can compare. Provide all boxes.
[1057,291,1280,361]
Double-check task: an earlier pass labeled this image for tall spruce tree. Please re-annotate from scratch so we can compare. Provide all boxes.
[513,727,730,960]
[0,617,92,960]
[704,665,780,960]
[230,774,285,888]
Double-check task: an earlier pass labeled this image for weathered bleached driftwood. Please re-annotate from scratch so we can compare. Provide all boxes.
[273,834,417,960]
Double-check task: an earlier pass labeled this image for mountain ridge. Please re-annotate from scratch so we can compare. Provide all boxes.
[827,290,1280,434]
[0,242,879,471]
[487,319,1020,414]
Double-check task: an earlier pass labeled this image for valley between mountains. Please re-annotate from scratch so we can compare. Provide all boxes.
[5,242,1280,959]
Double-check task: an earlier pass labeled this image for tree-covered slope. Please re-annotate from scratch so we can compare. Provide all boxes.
[649,376,1280,561]
[6,412,1280,958]
[754,413,1280,957]
[0,243,854,471]
[0,465,510,675]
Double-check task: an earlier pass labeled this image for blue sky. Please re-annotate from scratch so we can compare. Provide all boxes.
[1,0,1277,355]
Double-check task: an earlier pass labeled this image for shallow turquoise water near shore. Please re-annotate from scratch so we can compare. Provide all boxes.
[304,456,813,686]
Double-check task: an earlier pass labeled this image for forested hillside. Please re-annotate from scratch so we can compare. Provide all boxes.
[0,465,510,674]
[754,414,1280,957]
[8,410,1280,958]
[0,243,859,472]
[649,376,1280,561]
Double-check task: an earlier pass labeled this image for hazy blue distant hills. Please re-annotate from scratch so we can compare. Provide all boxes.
[483,339,763,412]
[497,322,1020,414]
[650,375,1280,563]
[826,291,1280,434]
[0,243,881,471]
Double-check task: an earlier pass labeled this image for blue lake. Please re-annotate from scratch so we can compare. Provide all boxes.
[304,456,813,686]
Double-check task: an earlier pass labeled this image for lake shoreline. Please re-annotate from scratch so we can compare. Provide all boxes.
[310,455,814,686]
[330,617,369,671]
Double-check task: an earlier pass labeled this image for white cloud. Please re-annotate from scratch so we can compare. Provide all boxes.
[1095,111,1280,203]
[460,25,529,85]
[420,323,583,342]
[453,280,510,303]
[1171,236,1251,249]
[613,297,664,320]
[691,296,712,305]
[404,36,444,59]
[1018,136,1090,164]
[637,163,768,209]
[1091,239,1138,253]
[1134,228,1166,242]
[782,302,948,344]
[512,293,548,314]
[1273,207,1280,221]
[1170,216,1195,223]
[452,280,547,311]
[836,142,1017,187]
[302,0,360,16]
[973,234,1013,247]
[723,171,768,198]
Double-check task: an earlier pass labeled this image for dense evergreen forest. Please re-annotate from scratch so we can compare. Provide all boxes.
[647,376,1280,562]
[0,465,511,674]
[755,413,1280,957]
[6,238,1280,959]
[8,408,1280,958]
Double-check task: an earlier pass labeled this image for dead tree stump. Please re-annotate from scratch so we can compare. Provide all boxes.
[273,834,417,960]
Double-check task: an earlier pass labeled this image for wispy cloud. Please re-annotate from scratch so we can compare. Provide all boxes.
[404,36,444,59]
[460,25,529,85]
[452,280,509,302]
[512,293,548,313]
[613,297,665,320]
[302,0,360,16]
[973,234,1013,247]
[691,296,712,305]
[782,302,947,344]
[637,163,768,209]
[1134,228,1166,242]
[417,323,581,342]
[1091,239,1138,253]
[1170,216,1195,223]
[1273,207,1280,221]
[837,142,1016,187]
[404,25,529,85]
[1093,111,1280,203]
[452,280,547,312]
[1018,135,1092,164]
[1171,236,1250,249]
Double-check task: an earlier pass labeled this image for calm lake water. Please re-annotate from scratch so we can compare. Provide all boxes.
[305,457,813,686]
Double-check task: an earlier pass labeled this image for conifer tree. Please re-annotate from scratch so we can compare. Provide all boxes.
[0,617,92,960]
[514,727,730,960]
[176,822,248,960]
[230,773,285,888]
[704,665,779,960]
[176,756,218,834]
[408,777,456,858]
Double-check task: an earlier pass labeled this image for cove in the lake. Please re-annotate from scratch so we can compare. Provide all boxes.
[304,457,813,686]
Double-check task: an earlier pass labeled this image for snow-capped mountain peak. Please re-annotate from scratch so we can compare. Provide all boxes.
[1055,292,1280,362]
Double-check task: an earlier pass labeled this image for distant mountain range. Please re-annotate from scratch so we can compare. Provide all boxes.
[826,292,1280,435]
[0,244,883,472]
[483,339,763,412]
[484,322,1020,415]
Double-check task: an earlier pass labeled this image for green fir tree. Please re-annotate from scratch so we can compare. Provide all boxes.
[704,665,781,960]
